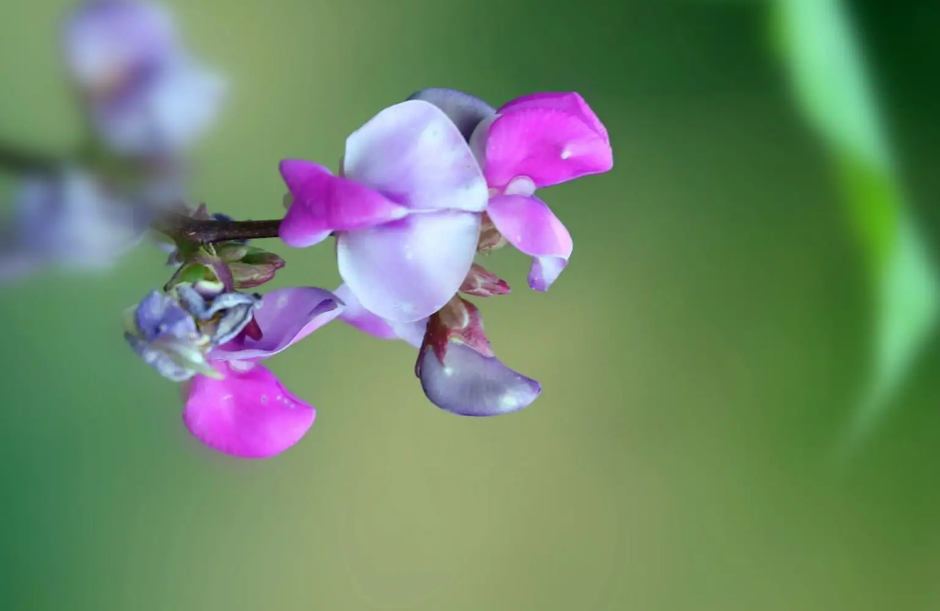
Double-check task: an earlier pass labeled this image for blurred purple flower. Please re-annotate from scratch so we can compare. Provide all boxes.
[0,168,154,282]
[334,284,540,417]
[410,88,613,291]
[278,99,490,323]
[126,285,343,458]
[62,0,226,157]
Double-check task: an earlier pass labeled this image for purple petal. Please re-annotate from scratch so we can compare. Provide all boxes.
[497,92,609,142]
[212,287,342,361]
[135,289,197,341]
[344,100,488,213]
[91,57,227,156]
[407,88,496,141]
[333,283,399,340]
[62,0,177,90]
[278,159,409,248]
[336,210,481,323]
[486,195,572,291]
[483,96,613,190]
[183,361,315,459]
[417,342,541,417]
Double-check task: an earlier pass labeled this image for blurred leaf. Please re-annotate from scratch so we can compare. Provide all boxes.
[772,0,938,453]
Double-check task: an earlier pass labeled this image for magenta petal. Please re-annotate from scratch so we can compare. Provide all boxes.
[343,100,488,213]
[484,105,613,190]
[279,159,408,248]
[183,362,314,459]
[333,283,399,340]
[336,210,481,323]
[497,92,609,142]
[417,342,541,417]
[212,287,342,361]
[487,195,572,291]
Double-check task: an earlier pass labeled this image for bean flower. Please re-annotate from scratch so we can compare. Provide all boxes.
[278,99,490,323]
[125,283,343,457]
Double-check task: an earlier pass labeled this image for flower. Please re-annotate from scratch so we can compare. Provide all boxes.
[278,99,490,323]
[126,285,343,458]
[335,283,540,416]
[62,0,226,157]
[0,168,154,283]
[409,88,613,291]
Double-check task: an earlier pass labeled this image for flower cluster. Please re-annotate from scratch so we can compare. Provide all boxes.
[1,1,612,459]
[1,0,225,280]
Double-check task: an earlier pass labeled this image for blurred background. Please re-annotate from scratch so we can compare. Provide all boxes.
[2,0,940,609]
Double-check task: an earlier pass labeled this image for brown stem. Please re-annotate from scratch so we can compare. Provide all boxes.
[0,141,62,175]
[153,213,282,244]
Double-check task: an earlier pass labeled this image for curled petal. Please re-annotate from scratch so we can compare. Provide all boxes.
[183,361,315,459]
[336,210,481,323]
[486,195,572,291]
[483,97,613,189]
[279,159,409,247]
[213,287,342,361]
[497,92,608,142]
[407,88,496,141]
[126,333,198,382]
[417,342,541,417]
[344,100,489,213]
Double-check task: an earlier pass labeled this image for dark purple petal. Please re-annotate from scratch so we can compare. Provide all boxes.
[417,342,541,417]
[407,88,496,141]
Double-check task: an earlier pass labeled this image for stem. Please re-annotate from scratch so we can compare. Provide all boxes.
[0,141,63,175]
[153,213,282,244]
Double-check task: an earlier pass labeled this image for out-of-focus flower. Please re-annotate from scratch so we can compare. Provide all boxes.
[410,88,613,290]
[126,285,343,457]
[62,0,226,157]
[278,99,489,323]
[0,168,154,282]
[334,283,540,416]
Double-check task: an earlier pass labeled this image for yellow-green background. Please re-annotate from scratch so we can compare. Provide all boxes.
[2,0,939,609]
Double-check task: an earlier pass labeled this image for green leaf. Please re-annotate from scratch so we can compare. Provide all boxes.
[772,0,939,454]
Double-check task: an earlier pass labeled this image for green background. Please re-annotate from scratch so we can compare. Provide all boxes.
[2,0,940,609]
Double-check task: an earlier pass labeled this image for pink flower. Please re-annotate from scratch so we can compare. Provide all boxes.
[181,287,341,458]
[411,88,613,291]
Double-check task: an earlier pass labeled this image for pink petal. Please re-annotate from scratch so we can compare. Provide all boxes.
[483,101,613,190]
[417,341,541,417]
[486,195,572,291]
[212,287,342,361]
[183,362,315,459]
[336,210,481,323]
[343,100,488,213]
[497,92,609,142]
[279,159,409,248]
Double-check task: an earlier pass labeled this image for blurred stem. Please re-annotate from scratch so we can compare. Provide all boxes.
[152,213,282,244]
[0,140,62,175]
